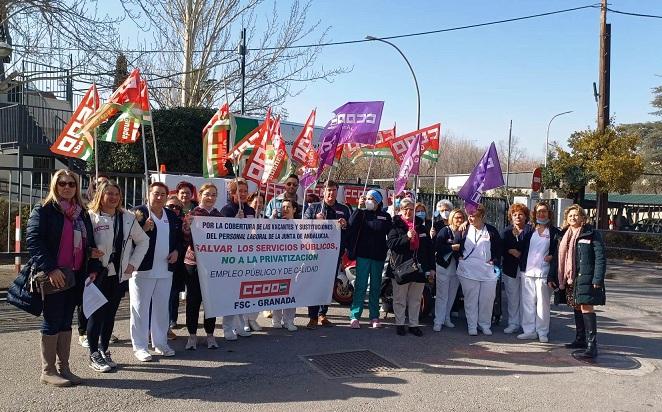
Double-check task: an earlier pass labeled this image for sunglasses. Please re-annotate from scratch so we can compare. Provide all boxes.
[57,181,77,188]
[166,204,182,211]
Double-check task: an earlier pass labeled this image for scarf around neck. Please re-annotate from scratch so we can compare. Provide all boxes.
[403,216,419,251]
[59,199,87,268]
[558,226,581,288]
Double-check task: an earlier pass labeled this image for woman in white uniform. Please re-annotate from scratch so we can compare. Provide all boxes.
[130,182,180,361]
[517,201,561,343]
[456,204,502,336]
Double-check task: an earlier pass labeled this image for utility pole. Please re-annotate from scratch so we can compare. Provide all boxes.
[239,28,247,115]
[595,0,611,229]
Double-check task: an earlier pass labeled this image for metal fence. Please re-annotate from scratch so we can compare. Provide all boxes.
[417,193,509,230]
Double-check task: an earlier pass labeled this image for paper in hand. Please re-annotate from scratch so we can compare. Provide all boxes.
[83,281,108,318]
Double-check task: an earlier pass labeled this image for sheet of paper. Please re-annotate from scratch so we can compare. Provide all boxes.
[83,282,108,319]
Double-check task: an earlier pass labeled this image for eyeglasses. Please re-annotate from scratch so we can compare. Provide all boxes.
[166,204,182,211]
[285,182,299,187]
[57,181,77,188]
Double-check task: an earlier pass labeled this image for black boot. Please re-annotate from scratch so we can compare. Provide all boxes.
[565,310,587,349]
[579,313,598,359]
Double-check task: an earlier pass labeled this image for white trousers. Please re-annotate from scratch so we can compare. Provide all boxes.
[521,276,551,337]
[503,273,521,328]
[458,277,496,332]
[434,263,460,326]
[392,281,425,326]
[129,276,172,352]
[242,313,259,323]
[223,315,241,335]
[272,308,296,325]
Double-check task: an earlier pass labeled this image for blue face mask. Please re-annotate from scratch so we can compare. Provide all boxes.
[416,211,427,220]
[394,198,401,208]
[537,218,550,225]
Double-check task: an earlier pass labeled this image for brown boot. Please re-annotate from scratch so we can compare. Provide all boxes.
[306,318,318,330]
[56,331,82,385]
[40,334,72,387]
[319,314,332,327]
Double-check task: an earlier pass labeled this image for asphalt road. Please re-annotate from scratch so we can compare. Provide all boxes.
[0,261,660,411]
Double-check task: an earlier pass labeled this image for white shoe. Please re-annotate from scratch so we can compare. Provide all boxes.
[224,329,237,341]
[433,324,442,332]
[154,346,175,357]
[517,332,538,340]
[134,349,152,362]
[538,335,549,343]
[236,329,252,337]
[185,335,197,350]
[504,325,520,334]
[243,325,251,333]
[468,329,478,336]
[248,320,262,331]
[78,335,89,348]
[271,320,283,329]
[285,322,298,332]
[207,335,218,349]
[481,328,493,336]
[443,320,455,328]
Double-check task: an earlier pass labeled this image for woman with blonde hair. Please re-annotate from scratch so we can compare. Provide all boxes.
[26,169,102,386]
[87,181,149,371]
[432,208,466,331]
[557,204,606,358]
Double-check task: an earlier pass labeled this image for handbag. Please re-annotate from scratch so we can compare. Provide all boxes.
[7,259,43,316]
[31,267,76,297]
[392,257,424,285]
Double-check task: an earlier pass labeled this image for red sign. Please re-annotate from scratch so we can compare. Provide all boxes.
[531,167,542,192]
[342,185,365,206]
[239,279,291,299]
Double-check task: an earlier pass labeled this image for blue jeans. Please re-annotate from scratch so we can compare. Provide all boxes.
[42,287,77,335]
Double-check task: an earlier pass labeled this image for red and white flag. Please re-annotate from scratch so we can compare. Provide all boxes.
[202,103,231,178]
[49,84,100,160]
[290,109,317,168]
[389,123,441,165]
[242,112,272,185]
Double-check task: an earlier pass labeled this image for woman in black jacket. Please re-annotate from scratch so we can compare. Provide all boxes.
[348,190,392,329]
[26,169,101,387]
[386,198,435,337]
[557,204,606,358]
[433,208,466,332]
[516,201,561,343]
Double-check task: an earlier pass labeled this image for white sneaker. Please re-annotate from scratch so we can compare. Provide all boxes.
[443,320,455,328]
[236,329,252,337]
[271,320,283,329]
[481,328,493,336]
[468,329,478,336]
[78,335,89,348]
[504,325,520,334]
[154,346,175,357]
[538,335,549,343]
[433,324,442,332]
[243,325,251,333]
[517,332,538,340]
[224,329,238,341]
[207,335,218,349]
[285,322,298,332]
[185,335,197,350]
[248,320,262,331]
[134,349,152,362]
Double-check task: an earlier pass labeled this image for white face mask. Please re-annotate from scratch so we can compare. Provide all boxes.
[441,210,450,220]
[365,200,376,211]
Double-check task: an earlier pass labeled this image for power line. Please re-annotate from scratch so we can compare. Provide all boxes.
[606,7,662,19]
[10,4,602,54]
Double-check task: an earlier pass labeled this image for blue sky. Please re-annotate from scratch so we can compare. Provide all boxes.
[105,1,662,158]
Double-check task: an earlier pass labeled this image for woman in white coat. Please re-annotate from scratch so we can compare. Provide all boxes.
[87,181,149,371]
[456,204,502,336]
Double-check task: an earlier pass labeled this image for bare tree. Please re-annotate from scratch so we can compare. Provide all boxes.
[497,136,542,172]
[1,0,125,92]
[121,0,347,111]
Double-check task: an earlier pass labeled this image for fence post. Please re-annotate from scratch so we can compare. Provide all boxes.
[15,215,21,273]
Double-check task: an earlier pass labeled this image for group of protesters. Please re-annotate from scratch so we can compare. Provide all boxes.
[23,168,606,387]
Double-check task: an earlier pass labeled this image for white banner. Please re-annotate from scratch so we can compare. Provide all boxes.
[191,217,341,317]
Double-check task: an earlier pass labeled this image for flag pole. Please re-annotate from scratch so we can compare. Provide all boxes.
[140,122,150,202]
[93,129,99,182]
[148,104,161,181]
[362,149,376,194]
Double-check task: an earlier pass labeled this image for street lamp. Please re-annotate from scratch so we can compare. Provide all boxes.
[365,35,420,130]
[545,110,573,167]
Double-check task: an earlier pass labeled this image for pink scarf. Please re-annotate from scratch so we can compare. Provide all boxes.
[558,226,581,288]
[59,200,86,270]
[403,216,419,251]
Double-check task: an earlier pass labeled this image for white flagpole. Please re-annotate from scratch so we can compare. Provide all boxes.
[148,105,161,181]
[362,149,376,194]
[140,123,150,202]
[93,131,99,182]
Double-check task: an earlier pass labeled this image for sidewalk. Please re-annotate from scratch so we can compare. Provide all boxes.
[0,261,660,411]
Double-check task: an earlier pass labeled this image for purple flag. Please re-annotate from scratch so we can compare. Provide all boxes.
[300,169,317,191]
[394,133,422,196]
[317,126,341,168]
[457,142,504,214]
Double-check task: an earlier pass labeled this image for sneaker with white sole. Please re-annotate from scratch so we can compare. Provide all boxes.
[370,319,382,329]
[517,332,538,340]
[207,336,218,349]
[134,349,152,362]
[468,329,478,336]
[433,324,442,332]
[185,335,197,350]
[236,329,252,337]
[248,320,262,331]
[271,320,283,329]
[89,351,112,373]
[109,334,119,343]
[443,320,455,328]
[350,319,360,329]
[504,325,520,334]
[481,328,493,336]
[538,335,549,343]
[154,346,175,357]
[285,322,298,332]
[224,329,238,341]
[101,351,117,369]
[78,335,89,348]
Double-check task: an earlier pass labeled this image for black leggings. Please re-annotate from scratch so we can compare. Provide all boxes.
[86,275,125,354]
[185,264,216,335]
